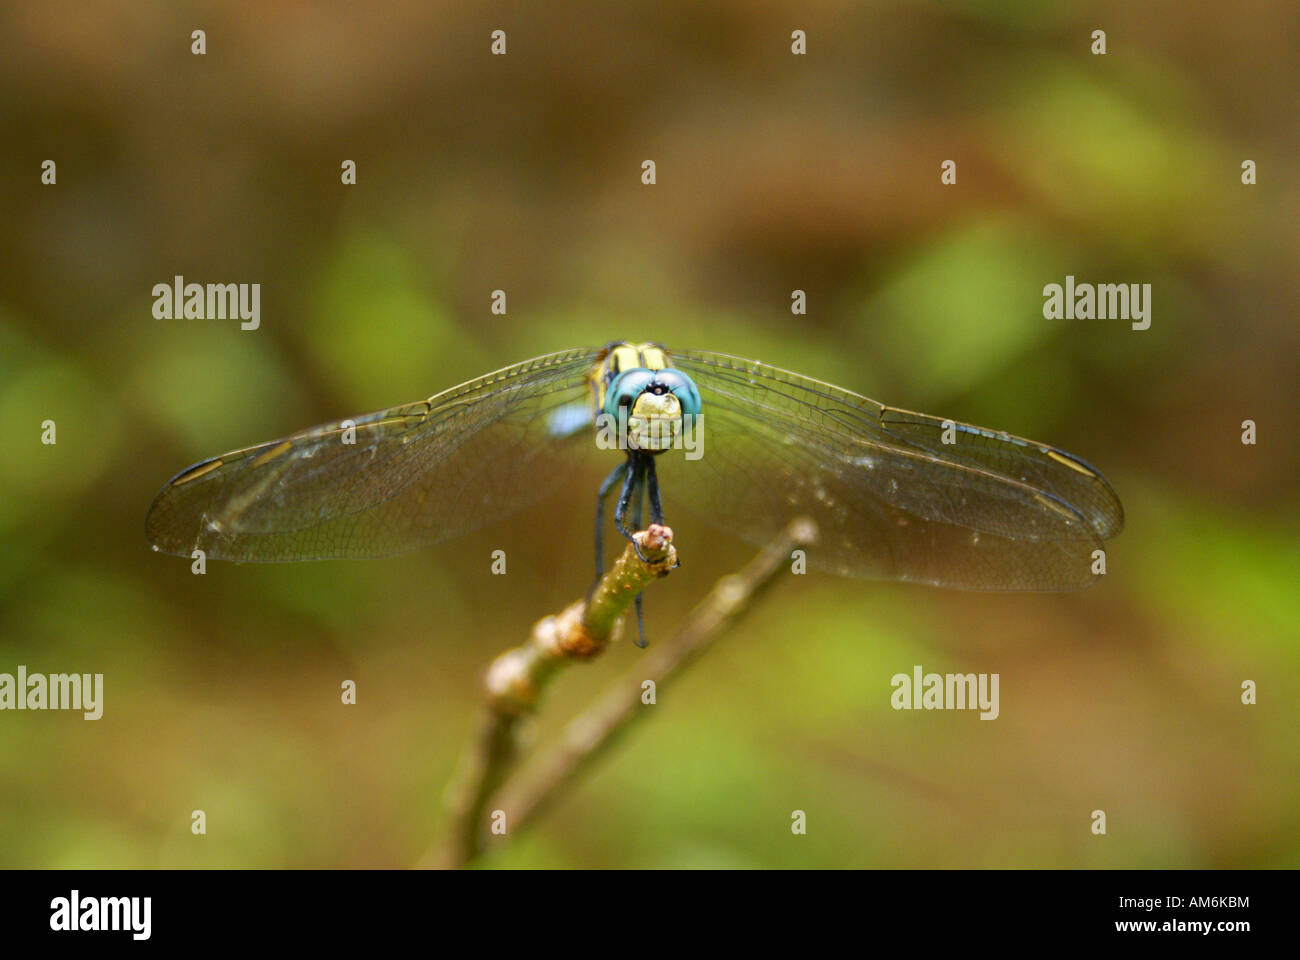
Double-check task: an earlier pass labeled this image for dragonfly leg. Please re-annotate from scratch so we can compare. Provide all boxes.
[614,454,650,562]
[630,461,645,532]
[642,455,678,571]
[633,592,648,648]
[629,473,649,648]
[644,455,665,524]
[591,460,629,589]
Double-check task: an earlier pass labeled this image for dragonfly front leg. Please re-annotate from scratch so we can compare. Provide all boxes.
[644,454,665,525]
[643,455,677,575]
[614,454,650,562]
[629,463,649,648]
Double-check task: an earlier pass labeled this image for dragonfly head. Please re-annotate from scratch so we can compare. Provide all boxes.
[602,367,701,452]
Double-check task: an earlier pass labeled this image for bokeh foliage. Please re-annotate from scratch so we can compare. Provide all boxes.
[0,1,1296,867]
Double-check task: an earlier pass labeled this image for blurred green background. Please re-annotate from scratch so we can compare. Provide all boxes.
[1,1,1296,868]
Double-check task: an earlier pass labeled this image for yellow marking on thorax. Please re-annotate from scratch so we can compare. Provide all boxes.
[610,344,642,375]
[637,344,669,370]
[591,341,673,412]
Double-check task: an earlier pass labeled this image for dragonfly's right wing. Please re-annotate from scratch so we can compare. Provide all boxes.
[665,349,1123,591]
[146,348,604,562]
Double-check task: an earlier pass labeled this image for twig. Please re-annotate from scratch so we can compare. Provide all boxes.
[489,517,817,854]
[423,523,678,869]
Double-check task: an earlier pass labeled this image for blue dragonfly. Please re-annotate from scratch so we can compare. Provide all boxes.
[147,341,1124,640]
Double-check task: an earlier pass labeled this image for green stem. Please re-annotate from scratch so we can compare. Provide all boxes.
[426,524,678,868]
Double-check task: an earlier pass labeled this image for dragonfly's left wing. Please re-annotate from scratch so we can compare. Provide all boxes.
[146,348,603,562]
[663,349,1124,591]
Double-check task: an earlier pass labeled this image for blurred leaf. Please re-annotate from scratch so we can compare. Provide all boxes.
[128,327,304,455]
[307,232,471,405]
[866,219,1067,396]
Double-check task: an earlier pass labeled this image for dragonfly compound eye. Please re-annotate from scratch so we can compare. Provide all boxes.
[656,369,702,419]
[603,369,655,419]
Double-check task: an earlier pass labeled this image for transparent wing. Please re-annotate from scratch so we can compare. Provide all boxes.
[663,350,1124,591]
[146,348,603,562]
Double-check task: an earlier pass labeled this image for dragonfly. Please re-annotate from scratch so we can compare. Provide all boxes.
[147,341,1124,640]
